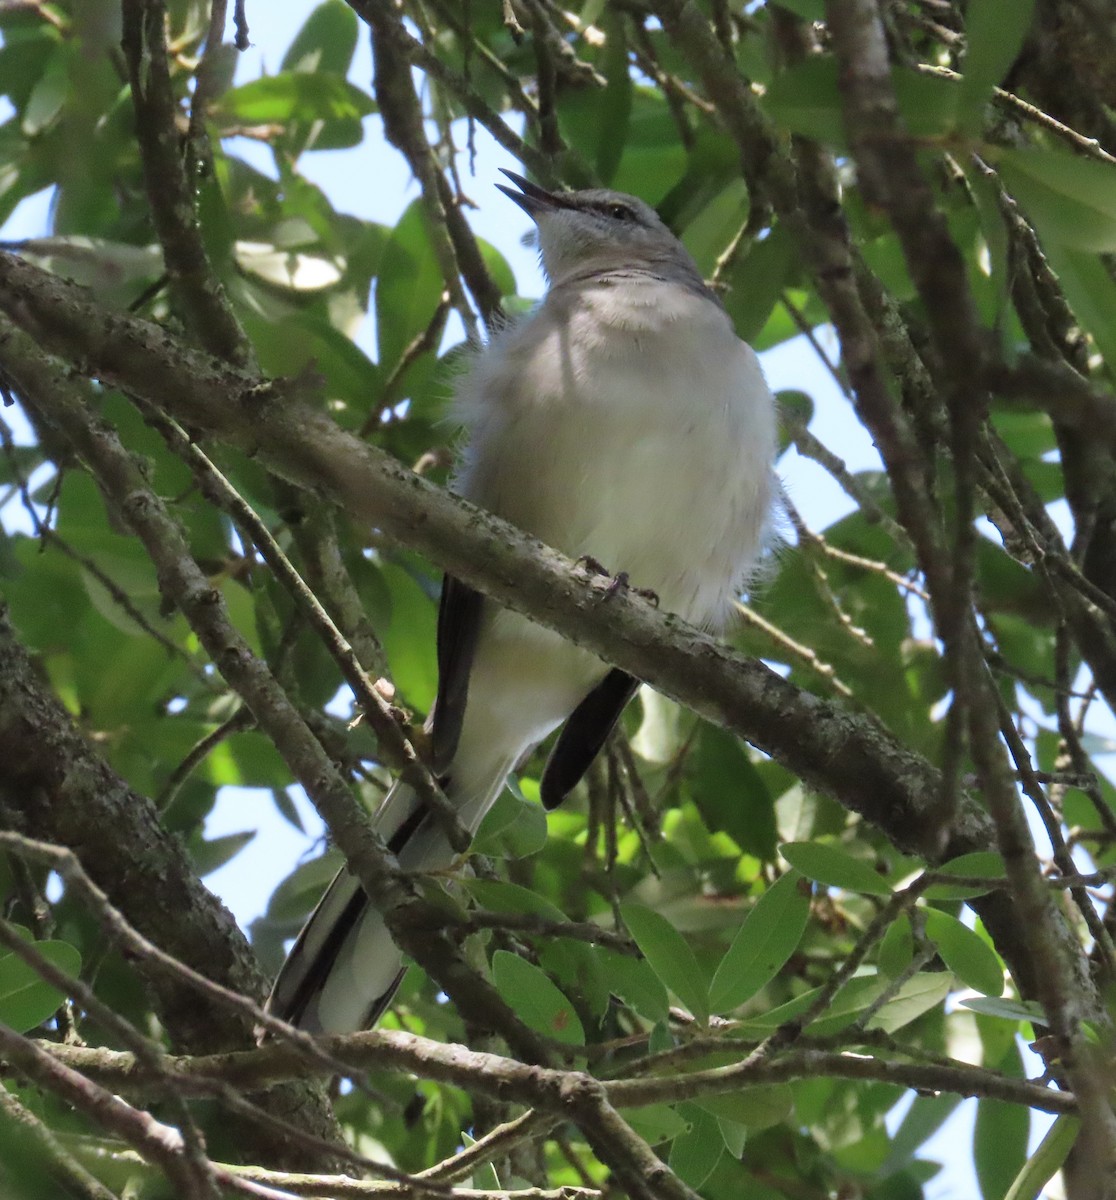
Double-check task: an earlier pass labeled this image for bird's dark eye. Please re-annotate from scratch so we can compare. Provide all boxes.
[607,203,634,221]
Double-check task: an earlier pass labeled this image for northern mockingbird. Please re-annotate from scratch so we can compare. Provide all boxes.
[268,170,777,1033]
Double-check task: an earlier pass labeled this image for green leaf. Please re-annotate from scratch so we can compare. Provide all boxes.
[882,1092,962,1174]
[669,1103,723,1190]
[491,951,585,1046]
[967,163,1013,330]
[0,26,60,113]
[539,937,607,1024]
[271,787,305,833]
[764,59,959,147]
[473,784,538,852]
[866,970,953,1033]
[648,1021,674,1055]
[494,777,549,858]
[777,388,814,434]
[476,238,517,300]
[620,902,710,1024]
[621,1103,689,1145]
[691,1084,794,1131]
[595,8,632,185]
[681,179,749,276]
[378,561,438,709]
[958,0,1037,132]
[924,909,1004,996]
[925,851,1007,899]
[189,829,256,878]
[974,1045,1029,1200]
[737,973,879,1037]
[892,69,964,140]
[763,58,846,145]
[609,90,689,204]
[22,43,68,136]
[708,869,810,1013]
[989,410,1056,462]
[262,850,343,924]
[1003,1115,1079,1200]
[692,726,776,860]
[781,841,893,895]
[461,1131,501,1191]
[1039,240,1116,368]
[467,781,516,841]
[464,879,568,924]
[996,148,1116,253]
[714,1115,746,1158]
[215,73,374,139]
[375,201,446,377]
[0,927,81,1033]
[282,0,359,76]
[960,996,1049,1026]
[878,912,913,978]
[597,948,670,1024]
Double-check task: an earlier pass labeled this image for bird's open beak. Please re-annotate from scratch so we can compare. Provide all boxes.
[496,169,569,219]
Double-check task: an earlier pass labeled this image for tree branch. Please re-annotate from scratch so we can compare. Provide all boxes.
[119,0,254,368]
[35,1030,1077,1118]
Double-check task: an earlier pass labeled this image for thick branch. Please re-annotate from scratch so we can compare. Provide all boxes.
[826,0,1116,1178]
[38,1031,1076,1117]
[0,610,348,1171]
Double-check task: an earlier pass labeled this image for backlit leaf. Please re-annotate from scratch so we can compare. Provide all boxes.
[216,72,374,128]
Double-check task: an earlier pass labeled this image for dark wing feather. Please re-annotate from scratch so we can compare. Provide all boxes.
[431,574,485,773]
[540,668,640,809]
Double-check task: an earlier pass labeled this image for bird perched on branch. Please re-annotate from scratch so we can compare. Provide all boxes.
[267,170,777,1033]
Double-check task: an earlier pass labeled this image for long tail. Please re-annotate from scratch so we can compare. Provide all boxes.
[266,780,459,1033]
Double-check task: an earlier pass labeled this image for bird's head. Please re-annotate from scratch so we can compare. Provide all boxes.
[497,170,703,289]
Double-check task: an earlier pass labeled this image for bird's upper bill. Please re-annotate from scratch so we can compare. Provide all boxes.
[496,169,570,220]
[494,168,709,293]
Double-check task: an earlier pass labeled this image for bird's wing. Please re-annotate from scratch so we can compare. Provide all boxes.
[431,574,485,773]
[540,668,639,809]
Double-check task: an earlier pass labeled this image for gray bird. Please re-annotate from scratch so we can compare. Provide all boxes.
[267,171,777,1033]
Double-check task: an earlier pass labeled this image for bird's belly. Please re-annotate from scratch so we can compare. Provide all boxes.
[449,306,775,781]
[485,337,773,629]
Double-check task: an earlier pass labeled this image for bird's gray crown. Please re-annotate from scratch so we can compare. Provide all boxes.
[498,169,707,292]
